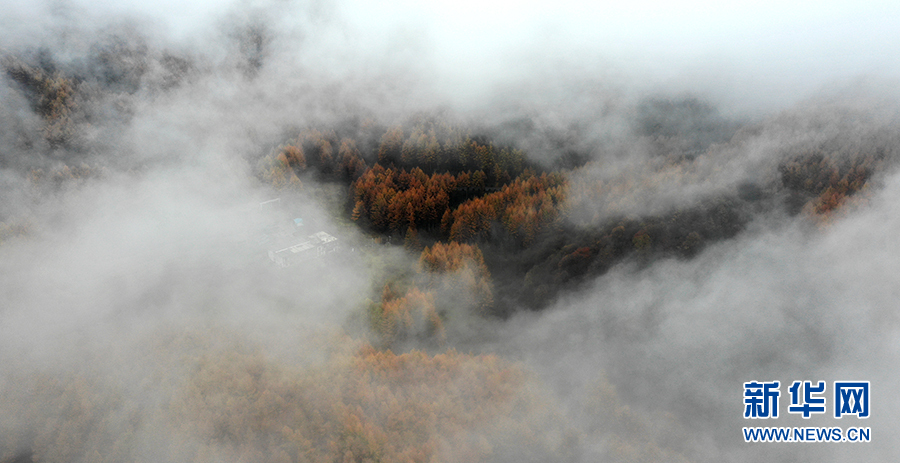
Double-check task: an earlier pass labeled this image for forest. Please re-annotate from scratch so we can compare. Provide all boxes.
[1,2,899,463]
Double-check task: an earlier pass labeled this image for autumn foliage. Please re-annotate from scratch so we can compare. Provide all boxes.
[351,164,459,233]
[0,332,574,463]
[446,173,566,245]
[257,149,303,191]
[779,151,880,216]
[3,56,80,148]
[369,286,446,347]
[351,164,566,248]
[418,242,494,314]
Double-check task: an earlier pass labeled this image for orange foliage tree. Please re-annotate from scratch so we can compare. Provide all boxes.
[779,151,880,216]
[351,164,457,233]
[257,148,303,191]
[447,172,566,245]
[369,286,446,347]
[8,331,563,463]
[417,242,494,314]
[337,138,367,181]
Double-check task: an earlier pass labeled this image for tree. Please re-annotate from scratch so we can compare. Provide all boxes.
[418,242,494,314]
[377,126,404,166]
[339,138,367,180]
[370,287,445,347]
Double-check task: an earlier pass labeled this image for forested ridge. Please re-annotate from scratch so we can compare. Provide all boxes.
[253,111,890,320]
[2,13,899,463]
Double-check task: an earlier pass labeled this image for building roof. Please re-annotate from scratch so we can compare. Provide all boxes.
[272,231,337,255]
[311,231,337,244]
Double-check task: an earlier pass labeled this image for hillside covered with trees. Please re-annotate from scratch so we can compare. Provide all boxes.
[2,2,899,463]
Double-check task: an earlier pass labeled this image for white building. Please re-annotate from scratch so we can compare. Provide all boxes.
[267,231,338,267]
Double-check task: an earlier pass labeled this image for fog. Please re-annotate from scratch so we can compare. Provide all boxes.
[2,0,899,461]
[489,182,900,460]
